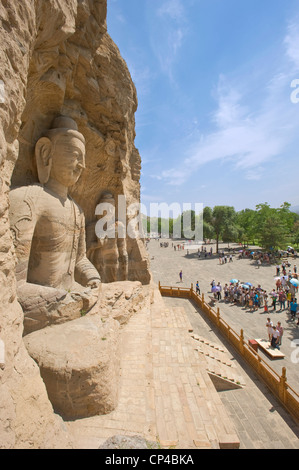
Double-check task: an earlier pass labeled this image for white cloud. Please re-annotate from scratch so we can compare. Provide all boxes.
[160,24,299,187]
[157,0,185,21]
[149,0,188,82]
[284,19,299,70]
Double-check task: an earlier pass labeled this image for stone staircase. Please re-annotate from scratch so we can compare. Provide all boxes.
[67,286,240,449]
[190,333,246,390]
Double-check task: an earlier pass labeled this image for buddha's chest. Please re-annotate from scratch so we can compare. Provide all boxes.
[33,200,81,250]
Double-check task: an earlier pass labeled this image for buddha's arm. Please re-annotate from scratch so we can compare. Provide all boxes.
[116,222,128,259]
[75,213,101,288]
[9,188,36,285]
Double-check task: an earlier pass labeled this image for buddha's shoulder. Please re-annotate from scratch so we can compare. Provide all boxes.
[10,183,44,201]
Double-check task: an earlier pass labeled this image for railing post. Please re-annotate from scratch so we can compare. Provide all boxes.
[217,308,220,327]
[279,367,287,404]
[240,329,244,355]
[257,355,262,374]
[158,281,161,291]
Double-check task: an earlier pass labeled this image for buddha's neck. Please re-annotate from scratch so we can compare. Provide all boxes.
[44,178,68,202]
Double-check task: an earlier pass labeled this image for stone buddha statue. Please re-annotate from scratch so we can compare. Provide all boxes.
[86,191,128,283]
[9,116,101,335]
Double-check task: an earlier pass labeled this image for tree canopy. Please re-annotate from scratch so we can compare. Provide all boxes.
[143,202,299,252]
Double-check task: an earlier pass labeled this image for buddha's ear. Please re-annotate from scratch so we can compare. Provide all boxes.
[35,137,52,184]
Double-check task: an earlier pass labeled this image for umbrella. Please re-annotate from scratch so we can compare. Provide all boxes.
[244,282,253,286]
[212,285,220,292]
[241,284,250,289]
[290,278,299,287]
[230,279,239,284]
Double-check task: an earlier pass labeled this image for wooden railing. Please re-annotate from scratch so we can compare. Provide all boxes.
[159,282,299,424]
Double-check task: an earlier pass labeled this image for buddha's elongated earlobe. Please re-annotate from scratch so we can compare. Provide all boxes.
[35,137,52,184]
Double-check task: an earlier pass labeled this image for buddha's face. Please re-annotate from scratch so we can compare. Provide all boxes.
[50,135,86,187]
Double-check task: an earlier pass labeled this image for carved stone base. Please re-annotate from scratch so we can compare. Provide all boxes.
[23,312,120,420]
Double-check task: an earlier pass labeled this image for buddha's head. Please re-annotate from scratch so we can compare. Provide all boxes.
[35,116,86,187]
[98,191,115,220]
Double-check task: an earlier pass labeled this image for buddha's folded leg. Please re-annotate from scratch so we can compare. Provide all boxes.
[18,283,99,335]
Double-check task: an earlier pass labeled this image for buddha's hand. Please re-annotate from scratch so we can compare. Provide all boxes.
[86,278,101,289]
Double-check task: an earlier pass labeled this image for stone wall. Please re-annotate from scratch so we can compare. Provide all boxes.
[0,0,150,448]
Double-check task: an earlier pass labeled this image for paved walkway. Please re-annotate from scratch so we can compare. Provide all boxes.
[67,287,240,449]
[148,239,299,387]
[147,239,299,449]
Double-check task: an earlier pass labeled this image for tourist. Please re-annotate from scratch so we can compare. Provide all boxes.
[196,281,200,295]
[287,291,292,308]
[276,265,280,276]
[276,322,283,345]
[217,282,222,300]
[179,270,183,282]
[224,283,229,301]
[276,278,281,291]
[271,291,277,311]
[290,298,298,321]
[254,291,259,311]
[266,318,273,342]
[271,326,280,349]
[278,290,286,311]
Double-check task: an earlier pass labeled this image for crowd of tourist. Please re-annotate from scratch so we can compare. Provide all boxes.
[207,273,299,350]
[209,276,298,316]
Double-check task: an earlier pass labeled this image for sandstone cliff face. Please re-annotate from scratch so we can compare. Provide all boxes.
[0,0,150,448]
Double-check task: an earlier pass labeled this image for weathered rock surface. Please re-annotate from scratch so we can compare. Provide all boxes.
[99,281,147,325]
[0,0,149,448]
[24,314,120,420]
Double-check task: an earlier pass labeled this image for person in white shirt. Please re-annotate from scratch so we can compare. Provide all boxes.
[266,318,273,342]
[271,326,280,349]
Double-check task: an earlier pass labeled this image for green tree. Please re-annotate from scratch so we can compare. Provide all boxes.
[236,208,257,245]
[203,206,214,241]
[211,206,237,253]
[255,203,288,251]
[181,210,195,239]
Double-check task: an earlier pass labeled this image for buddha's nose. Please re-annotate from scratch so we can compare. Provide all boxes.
[77,162,86,170]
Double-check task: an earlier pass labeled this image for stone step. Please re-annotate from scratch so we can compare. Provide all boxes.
[205,360,245,389]
[190,333,226,352]
[188,330,246,390]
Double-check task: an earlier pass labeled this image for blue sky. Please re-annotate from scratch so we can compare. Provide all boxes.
[107,0,299,217]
